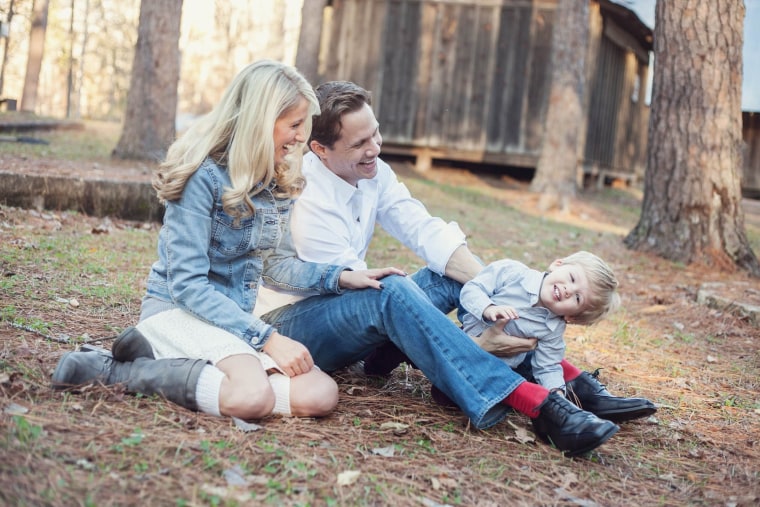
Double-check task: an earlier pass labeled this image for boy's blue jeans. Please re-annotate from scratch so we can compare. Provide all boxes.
[261,272,526,429]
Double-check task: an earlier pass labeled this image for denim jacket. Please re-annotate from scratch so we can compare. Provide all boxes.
[144,158,348,350]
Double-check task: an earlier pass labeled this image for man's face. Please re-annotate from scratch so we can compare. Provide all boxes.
[312,102,383,186]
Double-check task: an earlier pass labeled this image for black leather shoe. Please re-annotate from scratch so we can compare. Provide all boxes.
[567,370,657,423]
[112,327,155,362]
[430,385,459,408]
[363,342,415,376]
[532,392,619,457]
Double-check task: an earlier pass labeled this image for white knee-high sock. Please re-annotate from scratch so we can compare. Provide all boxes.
[194,365,224,417]
[268,373,292,416]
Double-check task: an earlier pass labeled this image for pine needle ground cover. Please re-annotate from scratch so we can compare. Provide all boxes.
[1,122,759,506]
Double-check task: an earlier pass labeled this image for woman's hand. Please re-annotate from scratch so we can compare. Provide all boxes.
[339,267,406,290]
[262,332,314,377]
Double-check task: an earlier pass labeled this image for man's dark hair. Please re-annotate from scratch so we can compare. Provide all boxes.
[310,81,372,149]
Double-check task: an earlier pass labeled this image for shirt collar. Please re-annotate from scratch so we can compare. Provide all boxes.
[521,269,547,307]
[304,151,358,206]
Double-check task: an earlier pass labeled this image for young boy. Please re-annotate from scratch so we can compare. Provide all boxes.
[460,251,620,394]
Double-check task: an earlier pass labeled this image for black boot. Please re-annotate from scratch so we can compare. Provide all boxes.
[532,392,619,457]
[112,326,155,361]
[567,370,657,423]
[52,350,206,411]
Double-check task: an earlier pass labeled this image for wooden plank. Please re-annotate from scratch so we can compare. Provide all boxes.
[468,5,500,149]
[413,2,437,142]
[445,4,476,145]
[523,5,553,153]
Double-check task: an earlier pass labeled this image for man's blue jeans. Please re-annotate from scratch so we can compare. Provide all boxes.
[261,273,526,429]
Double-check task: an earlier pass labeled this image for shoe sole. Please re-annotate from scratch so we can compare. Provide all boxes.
[596,406,657,423]
[563,423,620,458]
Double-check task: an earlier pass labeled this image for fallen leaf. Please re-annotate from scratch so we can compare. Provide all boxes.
[76,459,95,470]
[372,446,395,457]
[380,421,408,430]
[232,417,262,432]
[639,304,669,314]
[706,355,717,363]
[223,465,248,486]
[337,470,361,486]
[506,420,535,445]
[561,471,579,488]
[4,402,29,415]
[69,298,80,307]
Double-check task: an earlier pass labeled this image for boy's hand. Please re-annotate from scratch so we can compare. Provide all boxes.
[483,304,519,322]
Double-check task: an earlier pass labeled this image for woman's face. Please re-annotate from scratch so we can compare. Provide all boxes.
[273,97,310,166]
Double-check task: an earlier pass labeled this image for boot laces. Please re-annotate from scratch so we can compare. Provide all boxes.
[567,368,606,409]
[590,368,608,391]
[550,394,580,424]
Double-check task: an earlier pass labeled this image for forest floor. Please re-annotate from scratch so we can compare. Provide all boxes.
[1,119,759,506]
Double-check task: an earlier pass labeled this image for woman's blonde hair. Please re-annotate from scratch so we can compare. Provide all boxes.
[560,251,621,325]
[154,60,319,216]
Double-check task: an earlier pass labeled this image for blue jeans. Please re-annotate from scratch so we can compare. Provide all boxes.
[410,267,463,315]
[261,274,526,429]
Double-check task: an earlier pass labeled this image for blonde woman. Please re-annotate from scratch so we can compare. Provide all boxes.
[52,60,403,420]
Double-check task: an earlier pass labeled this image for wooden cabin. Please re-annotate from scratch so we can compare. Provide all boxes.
[314,0,652,185]
[743,111,760,198]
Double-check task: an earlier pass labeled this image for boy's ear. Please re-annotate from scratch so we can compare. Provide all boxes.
[548,259,563,271]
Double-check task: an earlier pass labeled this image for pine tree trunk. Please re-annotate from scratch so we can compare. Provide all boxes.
[112,0,183,161]
[295,0,327,85]
[20,0,50,113]
[624,0,760,276]
[529,0,588,212]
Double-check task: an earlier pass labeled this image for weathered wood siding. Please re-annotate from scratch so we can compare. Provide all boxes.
[318,0,651,178]
[743,112,760,196]
[583,14,650,182]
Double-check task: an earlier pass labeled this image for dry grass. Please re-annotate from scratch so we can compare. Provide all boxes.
[1,121,760,506]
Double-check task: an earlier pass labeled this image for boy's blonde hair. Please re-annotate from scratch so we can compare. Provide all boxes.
[561,251,620,325]
[154,60,319,216]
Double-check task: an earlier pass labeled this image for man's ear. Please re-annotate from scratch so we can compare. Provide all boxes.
[310,140,327,159]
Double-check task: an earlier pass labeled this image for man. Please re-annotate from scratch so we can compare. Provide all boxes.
[254,81,654,456]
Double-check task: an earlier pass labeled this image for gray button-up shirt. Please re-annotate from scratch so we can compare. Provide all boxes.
[460,259,566,390]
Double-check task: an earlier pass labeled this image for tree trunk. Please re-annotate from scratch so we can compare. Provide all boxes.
[624,0,760,276]
[295,0,327,85]
[529,0,588,213]
[112,0,183,161]
[0,0,16,96]
[20,0,50,113]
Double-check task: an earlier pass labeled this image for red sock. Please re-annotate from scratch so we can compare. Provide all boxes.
[561,359,582,382]
[503,381,549,418]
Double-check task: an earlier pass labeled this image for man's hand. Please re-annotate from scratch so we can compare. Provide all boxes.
[474,318,537,357]
[339,267,406,290]
[262,332,314,377]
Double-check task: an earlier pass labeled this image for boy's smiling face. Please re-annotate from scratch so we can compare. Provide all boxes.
[538,261,591,320]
